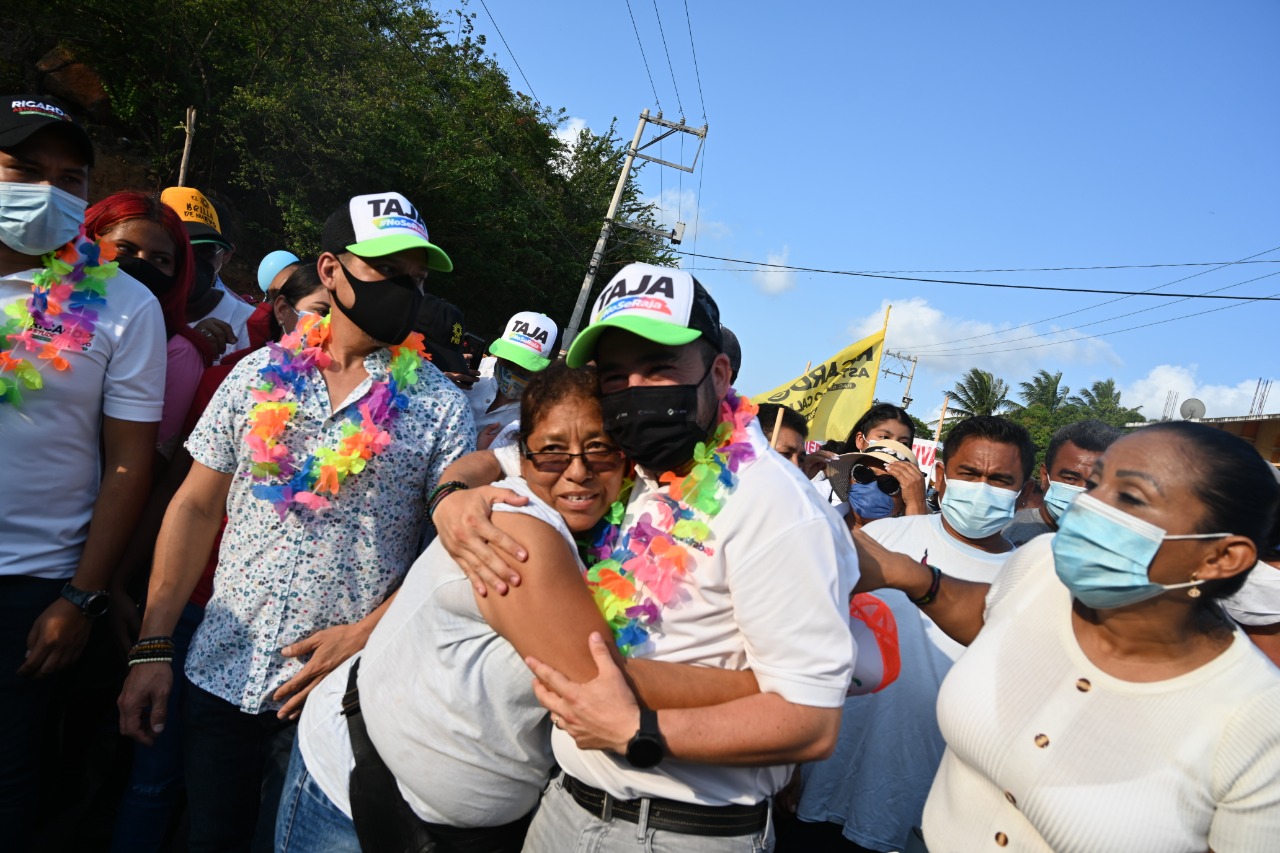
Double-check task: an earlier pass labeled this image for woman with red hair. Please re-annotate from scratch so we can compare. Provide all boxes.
[85,192,213,454]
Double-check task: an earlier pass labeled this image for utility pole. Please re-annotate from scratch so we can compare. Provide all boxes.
[563,109,708,349]
[880,350,918,409]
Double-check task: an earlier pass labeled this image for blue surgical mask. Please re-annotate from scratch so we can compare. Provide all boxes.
[495,362,529,400]
[1052,492,1225,609]
[1043,480,1085,522]
[0,182,87,255]
[848,481,897,520]
[940,477,1018,539]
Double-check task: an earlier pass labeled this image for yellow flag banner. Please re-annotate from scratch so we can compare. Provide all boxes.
[751,328,886,443]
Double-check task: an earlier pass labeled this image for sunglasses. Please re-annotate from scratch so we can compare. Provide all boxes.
[521,443,625,474]
[852,463,900,496]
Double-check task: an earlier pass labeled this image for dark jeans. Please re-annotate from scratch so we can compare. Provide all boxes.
[183,681,297,853]
[110,601,205,853]
[0,575,66,853]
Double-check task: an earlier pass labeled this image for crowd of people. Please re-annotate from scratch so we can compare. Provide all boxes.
[3,94,1279,853]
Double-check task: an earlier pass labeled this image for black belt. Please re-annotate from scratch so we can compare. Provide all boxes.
[562,773,768,838]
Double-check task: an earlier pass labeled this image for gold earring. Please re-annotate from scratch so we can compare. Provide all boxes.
[1187,573,1202,599]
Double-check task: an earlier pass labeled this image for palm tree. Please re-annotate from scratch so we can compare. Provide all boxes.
[1017,369,1070,413]
[1068,379,1124,413]
[946,368,1015,419]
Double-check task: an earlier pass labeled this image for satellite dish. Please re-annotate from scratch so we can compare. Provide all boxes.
[1180,398,1206,420]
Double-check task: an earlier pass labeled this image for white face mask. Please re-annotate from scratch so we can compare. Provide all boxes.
[1043,480,1086,522]
[940,477,1019,539]
[0,182,87,256]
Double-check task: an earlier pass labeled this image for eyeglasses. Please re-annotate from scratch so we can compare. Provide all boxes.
[521,443,626,474]
[852,463,901,496]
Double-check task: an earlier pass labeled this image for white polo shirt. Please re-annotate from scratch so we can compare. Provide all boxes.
[0,266,166,579]
[553,418,857,806]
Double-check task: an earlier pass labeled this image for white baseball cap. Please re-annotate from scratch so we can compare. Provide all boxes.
[490,311,558,372]
[321,191,451,271]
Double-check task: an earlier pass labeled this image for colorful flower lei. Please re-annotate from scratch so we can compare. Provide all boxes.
[577,390,758,655]
[244,312,427,518]
[1,227,117,406]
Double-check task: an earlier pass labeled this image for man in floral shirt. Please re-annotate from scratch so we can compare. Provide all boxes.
[118,191,475,851]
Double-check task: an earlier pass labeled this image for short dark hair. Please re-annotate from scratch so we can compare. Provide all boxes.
[845,403,915,452]
[942,416,1036,482]
[1045,419,1122,472]
[518,363,600,445]
[1138,422,1280,601]
[756,403,808,440]
[277,260,322,307]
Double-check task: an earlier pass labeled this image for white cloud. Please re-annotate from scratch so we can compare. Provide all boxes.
[751,247,797,295]
[848,297,1119,375]
[642,186,731,243]
[1121,365,1280,419]
[554,117,588,149]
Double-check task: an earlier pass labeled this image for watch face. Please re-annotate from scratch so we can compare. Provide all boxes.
[83,593,111,619]
[626,736,663,769]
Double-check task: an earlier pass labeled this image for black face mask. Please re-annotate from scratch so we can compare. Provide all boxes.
[333,260,424,345]
[600,363,715,473]
[116,256,176,297]
[188,257,216,305]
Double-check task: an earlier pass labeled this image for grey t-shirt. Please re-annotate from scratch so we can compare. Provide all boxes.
[1002,506,1053,547]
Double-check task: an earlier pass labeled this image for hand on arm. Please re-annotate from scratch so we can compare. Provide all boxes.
[117,461,231,745]
[851,527,989,647]
[432,449,529,596]
[272,591,398,720]
[21,417,157,679]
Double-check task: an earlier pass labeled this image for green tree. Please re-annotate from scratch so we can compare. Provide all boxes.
[1017,369,1070,413]
[909,414,935,441]
[1067,379,1145,428]
[945,368,1015,419]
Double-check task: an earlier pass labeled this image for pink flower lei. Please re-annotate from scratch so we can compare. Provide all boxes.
[1,227,116,406]
[578,390,758,655]
[244,312,428,518]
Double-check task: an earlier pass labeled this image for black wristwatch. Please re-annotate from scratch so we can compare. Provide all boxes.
[60,583,110,619]
[624,707,664,769]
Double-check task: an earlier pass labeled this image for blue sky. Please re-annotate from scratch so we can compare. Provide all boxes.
[468,0,1279,421]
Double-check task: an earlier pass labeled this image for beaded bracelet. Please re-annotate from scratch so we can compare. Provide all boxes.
[426,480,469,520]
[128,636,176,667]
[910,564,943,607]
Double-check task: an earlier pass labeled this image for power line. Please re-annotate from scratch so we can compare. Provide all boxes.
[680,259,1280,274]
[478,0,539,103]
[691,137,706,256]
[672,249,1280,301]
[905,243,1280,351]
[919,289,1280,358]
[624,0,662,109]
[915,269,1280,356]
[682,0,707,121]
[651,0,684,115]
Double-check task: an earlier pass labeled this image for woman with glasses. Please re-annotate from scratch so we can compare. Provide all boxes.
[854,421,1280,852]
[836,404,928,521]
[277,363,758,852]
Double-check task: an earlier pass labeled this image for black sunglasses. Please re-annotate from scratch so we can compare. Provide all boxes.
[521,442,625,474]
[852,463,900,496]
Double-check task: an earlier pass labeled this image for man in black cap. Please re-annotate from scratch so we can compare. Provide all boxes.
[0,94,167,846]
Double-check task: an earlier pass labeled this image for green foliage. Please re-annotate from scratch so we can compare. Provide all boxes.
[1016,369,1070,413]
[945,368,1016,420]
[910,414,934,441]
[0,0,671,336]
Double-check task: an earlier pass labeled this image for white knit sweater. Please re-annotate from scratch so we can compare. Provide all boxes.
[922,535,1280,853]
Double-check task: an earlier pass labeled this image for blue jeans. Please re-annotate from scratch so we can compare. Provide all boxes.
[110,601,204,853]
[0,575,66,852]
[183,681,297,853]
[275,737,361,853]
[522,776,773,853]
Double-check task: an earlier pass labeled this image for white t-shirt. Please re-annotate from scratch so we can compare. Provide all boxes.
[864,513,1012,660]
[553,419,858,806]
[1222,561,1280,627]
[0,267,166,579]
[298,477,569,826]
[794,513,1013,851]
[188,288,255,363]
[925,535,1280,852]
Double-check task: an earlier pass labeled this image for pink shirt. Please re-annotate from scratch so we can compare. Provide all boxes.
[160,335,206,451]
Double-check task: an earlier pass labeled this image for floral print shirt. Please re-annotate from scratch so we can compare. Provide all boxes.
[184,346,475,713]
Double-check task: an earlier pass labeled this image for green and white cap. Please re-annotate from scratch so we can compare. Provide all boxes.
[566,263,722,367]
[321,191,452,271]
[490,310,558,373]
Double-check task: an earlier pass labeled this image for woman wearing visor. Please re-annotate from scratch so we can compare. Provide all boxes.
[853,421,1280,852]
